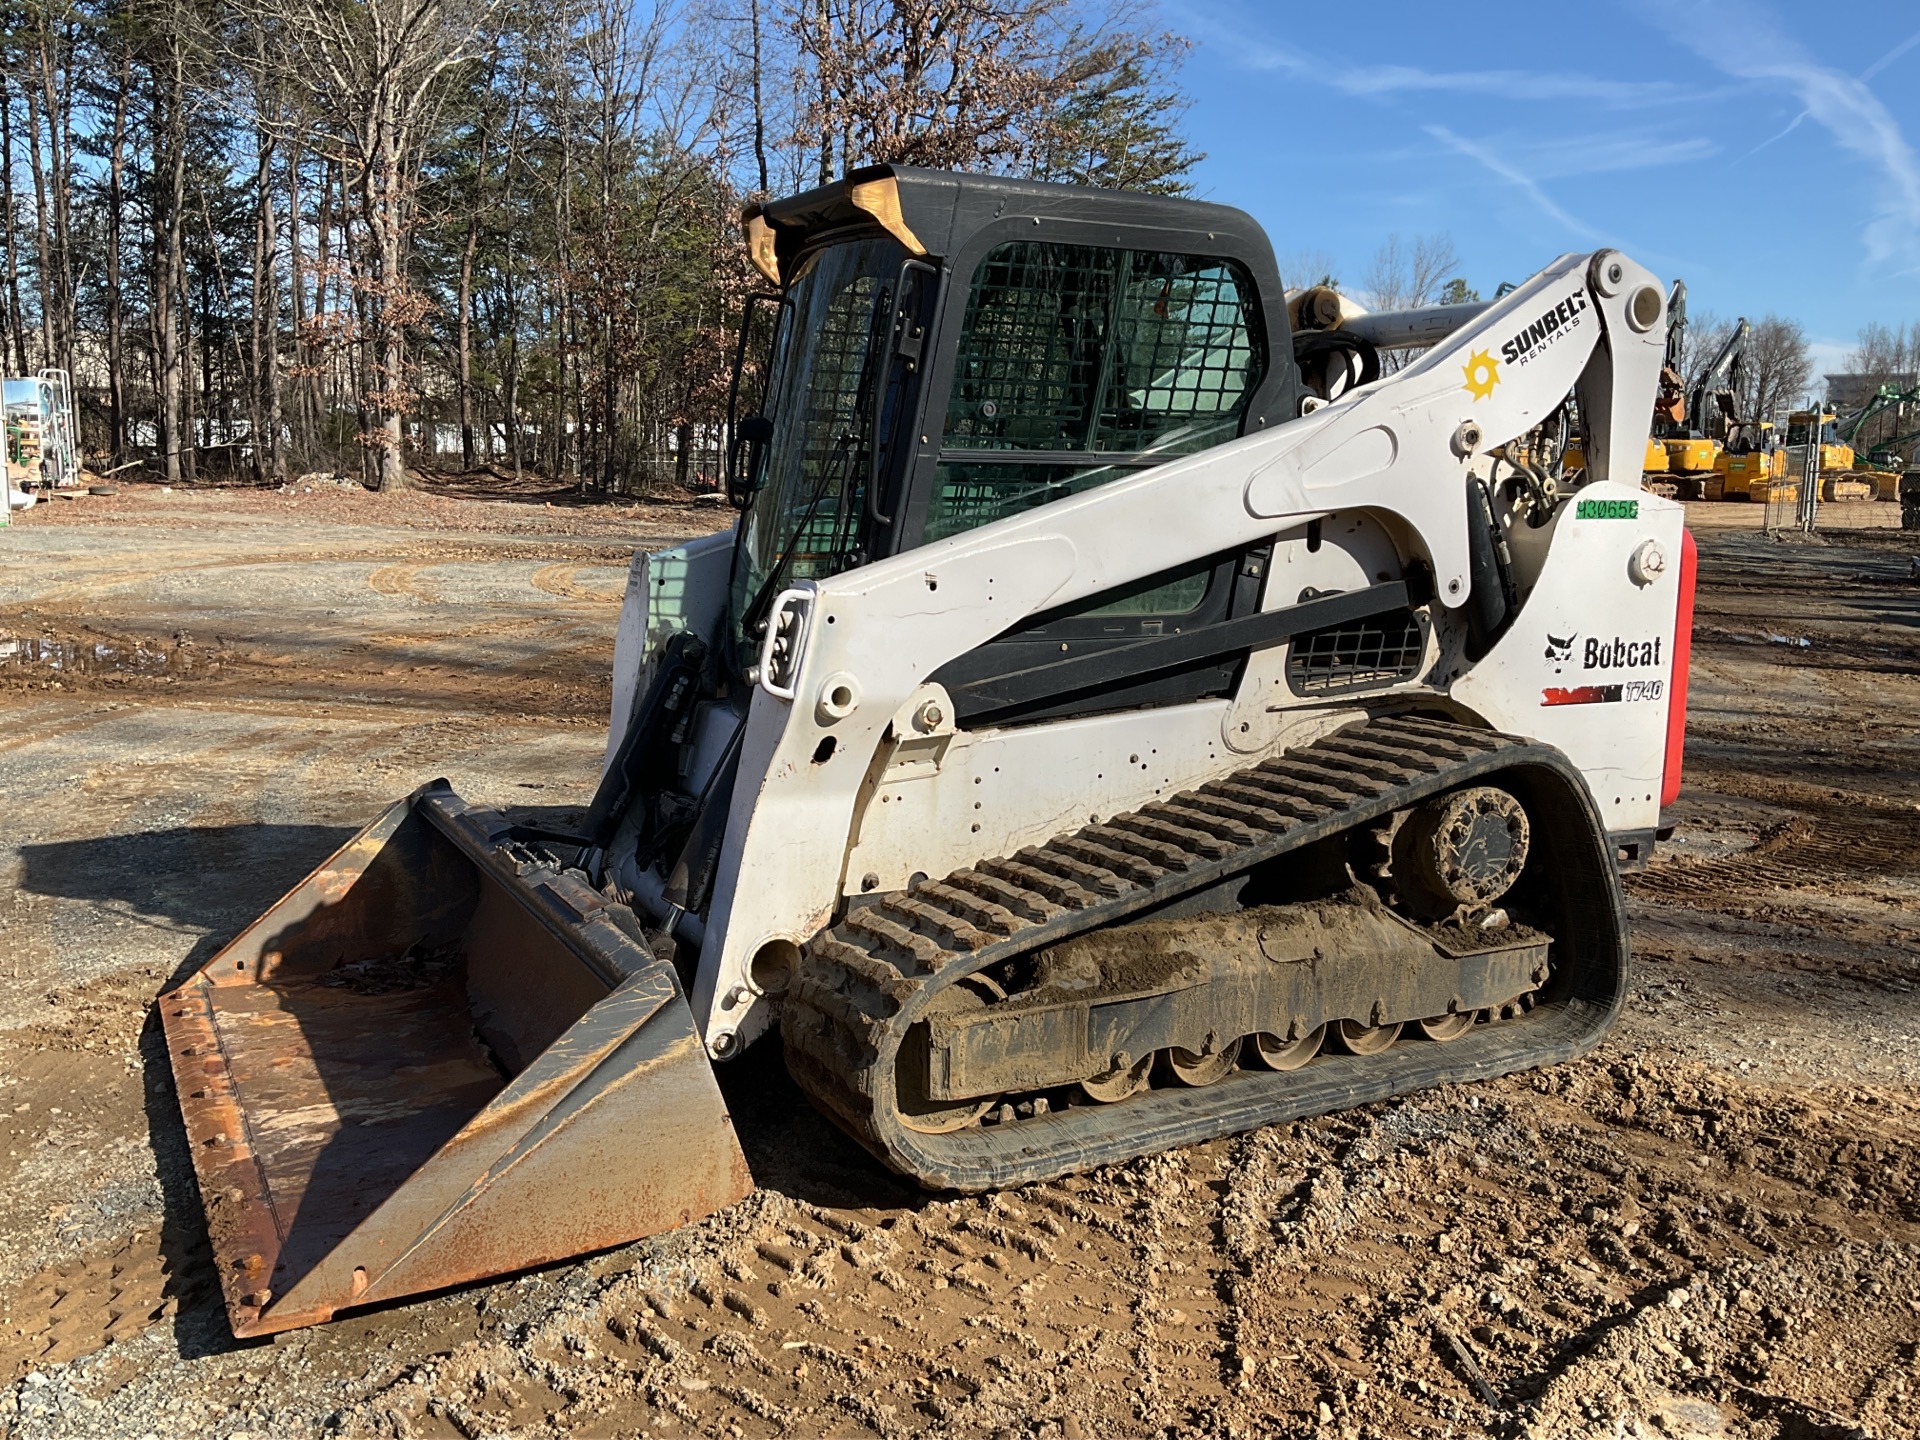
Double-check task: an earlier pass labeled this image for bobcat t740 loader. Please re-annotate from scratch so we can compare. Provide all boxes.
[160,167,1696,1336]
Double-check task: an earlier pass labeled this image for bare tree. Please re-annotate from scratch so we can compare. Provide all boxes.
[245,0,501,489]
[1842,321,1916,388]
[1741,315,1813,426]
[1361,232,1460,370]
[1361,233,1460,313]
[140,0,196,484]
[0,0,1215,494]
[102,49,131,463]
[1675,307,1736,392]
[247,36,285,483]
[793,0,1193,184]
[0,65,30,374]
[1277,248,1340,292]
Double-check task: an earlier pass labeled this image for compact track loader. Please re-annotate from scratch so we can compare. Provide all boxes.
[161,167,1697,1337]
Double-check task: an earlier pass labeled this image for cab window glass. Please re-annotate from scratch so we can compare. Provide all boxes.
[928,241,1263,556]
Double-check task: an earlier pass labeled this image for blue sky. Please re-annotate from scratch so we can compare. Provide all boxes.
[1174,0,1920,385]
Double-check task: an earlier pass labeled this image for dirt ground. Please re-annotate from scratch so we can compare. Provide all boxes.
[0,480,1916,1440]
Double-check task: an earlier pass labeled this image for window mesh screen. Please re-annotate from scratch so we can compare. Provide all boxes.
[942,242,1260,455]
[928,242,1263,560]
[1286,610,1428,696]
[782,271,883,580]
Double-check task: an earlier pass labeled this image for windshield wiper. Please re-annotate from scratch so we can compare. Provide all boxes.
[738,427,858,647]
[734,281,895,658]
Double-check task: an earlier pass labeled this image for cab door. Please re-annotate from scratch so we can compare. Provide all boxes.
[906,236,1281,725]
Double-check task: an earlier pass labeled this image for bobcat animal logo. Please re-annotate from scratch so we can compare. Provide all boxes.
[1544,632,1576,673]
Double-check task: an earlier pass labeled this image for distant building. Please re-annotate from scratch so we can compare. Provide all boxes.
[1826,371,1917,412]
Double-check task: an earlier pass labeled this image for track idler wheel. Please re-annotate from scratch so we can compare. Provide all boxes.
[898,976,1004,1134]
[1334,1018,1402,1055]
[1252,1024,1326,1071]
[1160,1037,1243,1086]
[1080,1052,1153,1104]
[1415,1011,1477,1042]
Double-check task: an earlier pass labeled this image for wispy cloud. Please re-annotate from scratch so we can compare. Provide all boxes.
[1422,127,1609,244]
[1861,27,1920,82]
[1746,25,1920,157]
[1231,35,1689,109]
[1513,133,1720,181]
[1652,2,1920,269]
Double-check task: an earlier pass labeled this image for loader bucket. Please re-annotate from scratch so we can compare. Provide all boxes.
[158,782,753,1338]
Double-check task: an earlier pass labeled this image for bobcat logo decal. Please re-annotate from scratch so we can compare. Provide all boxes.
[1544,632,1576,673]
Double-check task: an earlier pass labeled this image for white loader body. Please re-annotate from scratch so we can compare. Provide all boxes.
[606,250,1688,1060]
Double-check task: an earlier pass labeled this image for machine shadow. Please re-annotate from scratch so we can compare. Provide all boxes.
[714,1037,924,1213]
[15,823,359,986]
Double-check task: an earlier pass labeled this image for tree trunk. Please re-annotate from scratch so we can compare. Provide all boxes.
[198,266,213,466]
[105,65,128,465]
[287,139,308,461]
[0,71,30,375]
[749,0,770,194]
[252,103,284,483]
[316,156,335,450]
[250,156,269,484]
[358,115,410,493]
[37,18,76,382]
[23,74,55,368]
[554,126,576,485]
[151,51,188,485]
[458,213,477,469]
[815,0,833,183]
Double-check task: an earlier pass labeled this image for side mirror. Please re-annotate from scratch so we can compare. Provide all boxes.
[725,292,787,509]
[728,414,775,508]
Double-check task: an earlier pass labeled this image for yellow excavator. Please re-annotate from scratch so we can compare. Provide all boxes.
[1662,316,1750,499]
[158,166,1694,1339]
[1784,409,1871,501]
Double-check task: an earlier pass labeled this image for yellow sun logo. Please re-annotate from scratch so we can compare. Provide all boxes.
[1461,349,1501,401]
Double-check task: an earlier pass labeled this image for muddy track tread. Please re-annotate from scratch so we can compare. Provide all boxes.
[1013,850,1129,899]
[1110,811,1242,857]
[975,858,1102,910]
[783,715,1628,1192]
[839,909,946,970]
[912,881,1024,936]
[1204,779,1323,823]
[1046,838,1163,889]
[942,870,1070,923]
[1232,770,1355,808]
[878,893,997,951]
[1149,800,1268,846]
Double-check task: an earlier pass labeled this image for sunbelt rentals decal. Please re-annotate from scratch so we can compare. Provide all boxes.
[1501,286,1590,370]
[1461,284,1592,402]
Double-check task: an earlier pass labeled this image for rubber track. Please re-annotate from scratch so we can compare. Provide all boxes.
[783,715,1632,1192]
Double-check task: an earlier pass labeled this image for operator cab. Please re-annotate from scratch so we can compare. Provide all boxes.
[728,166,1301,723]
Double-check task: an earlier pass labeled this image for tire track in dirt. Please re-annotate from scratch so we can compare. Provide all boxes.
[366,563,440,603]
[529,563,626,604]
[324,1055,1920,1438]
[18,539,639,608]
[0,1230,217,1383]
[1628,794,1920,910]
